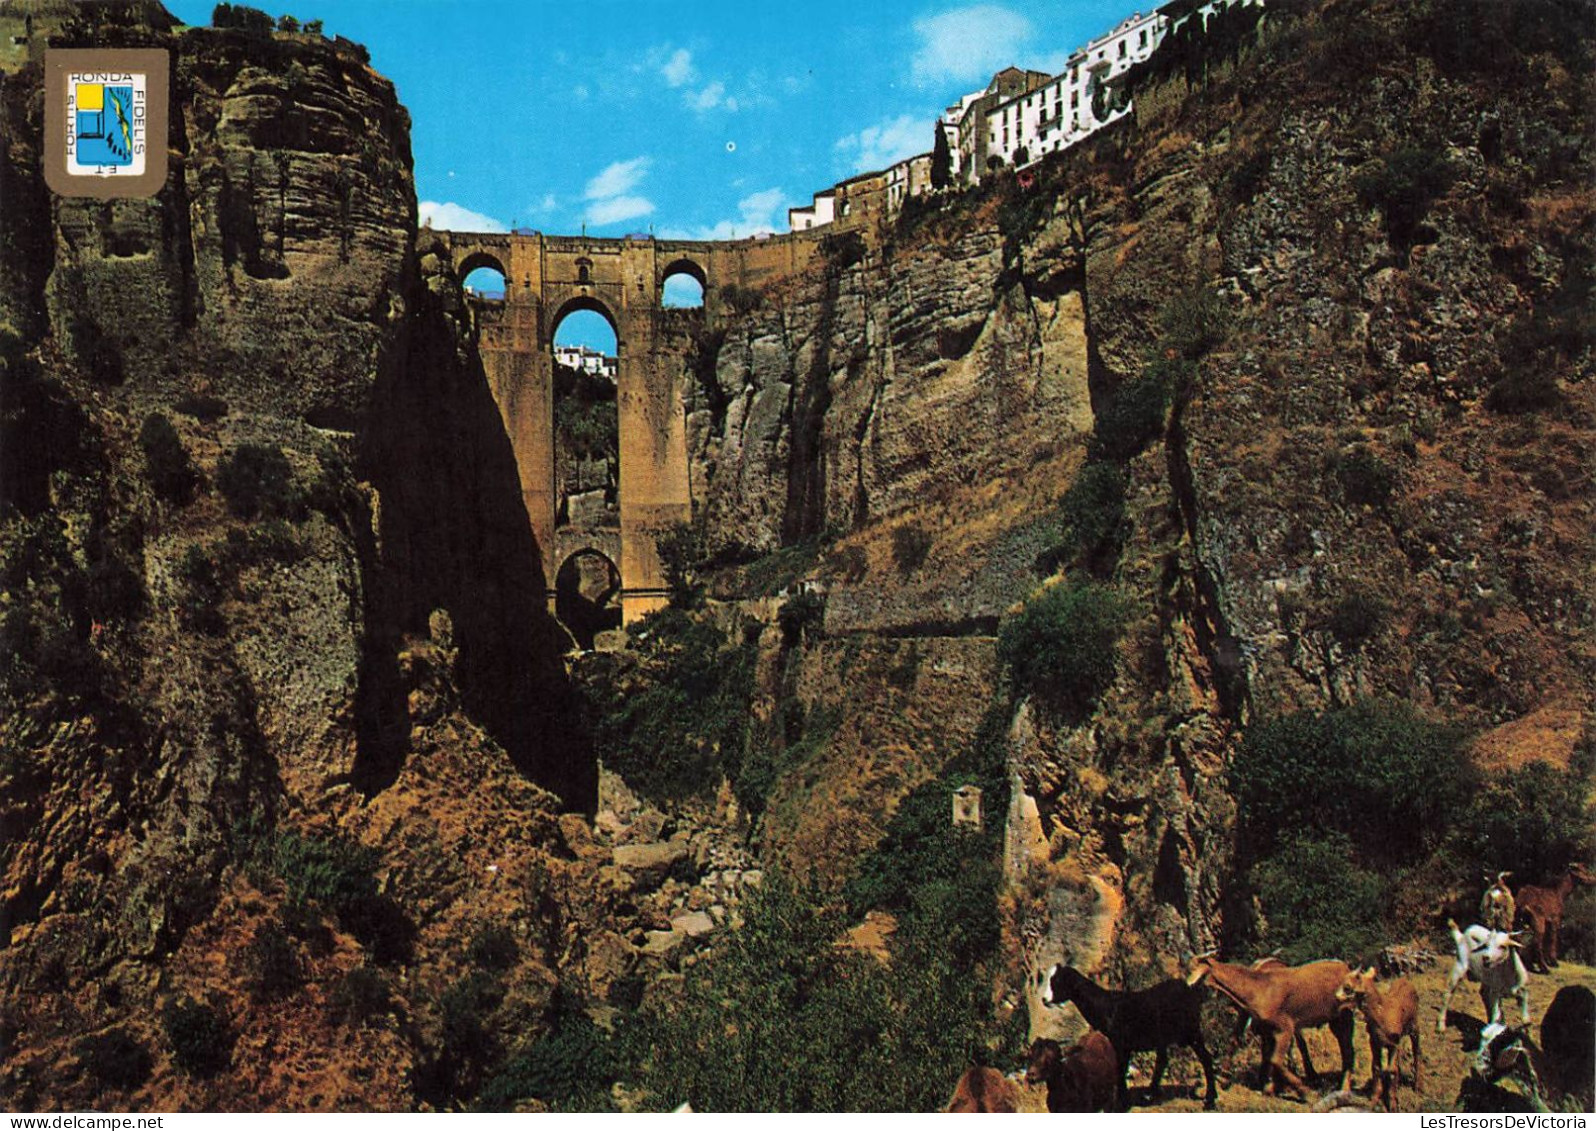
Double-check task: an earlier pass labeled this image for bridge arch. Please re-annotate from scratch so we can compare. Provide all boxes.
[546,294,620,352]
[555,546,622,649]
[458,249,509,280]
[659,257,707,309]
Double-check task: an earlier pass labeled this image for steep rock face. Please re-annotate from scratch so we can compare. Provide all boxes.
[0,9,595,1110]
[691,219,1094,635]
[4,12,414,422]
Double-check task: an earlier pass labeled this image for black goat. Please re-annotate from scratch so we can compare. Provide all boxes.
[1041,964,1217,1110]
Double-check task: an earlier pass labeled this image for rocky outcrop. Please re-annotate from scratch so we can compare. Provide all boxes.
[689,217,1094,636]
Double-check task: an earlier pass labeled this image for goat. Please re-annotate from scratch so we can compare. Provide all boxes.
[1040,964,1217,1110]
[1513,864,1593,972]
[1480,872,1516,932]
[1437,920,1529,1034]
[1186,955,1355,1101]
[946,1065,1019,1113]
[1024,1032,1117,1113]
[1472,1022,1564,1112]
[1230,956,1315,1071]
[1334,967,1421,1109]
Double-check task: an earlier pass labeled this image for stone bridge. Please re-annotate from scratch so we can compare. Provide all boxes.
[433,228,822,631]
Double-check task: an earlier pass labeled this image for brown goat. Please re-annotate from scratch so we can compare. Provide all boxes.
[1188,956,1355,1101]
[1480,872,1516,932]
[1335,967,1421,1109]
[1025,1032,1117,1113]
[947,1065,1019,1113]
[1514,864,1593,972]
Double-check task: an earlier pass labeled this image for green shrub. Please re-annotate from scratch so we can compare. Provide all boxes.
[654,522,705,608]
[634,869,1002,1112]
[246,920,299,1001]
[476,1000,617,1112]
[585,608,757,801]
[440,971,506,1067]
[467,924,518,972]
[1159,287,1229,362]
[1044,461,1126,575]
[217,443,302,520]
[997,582,1128,722]
[1326,591,1386,649]
[273,830,379,913]
[211,3,274,34]
[1354,146,1453,249]
[1453,761,1594,883]
[331,965,392,1027]
[1231,699,1471,862]
[1254,832,1390,963]
[1331,445,1396,508]
[174,393,229,422]
[162,1000,231,1077]
[891,523,933,574]
[1487,366,1562,413]
[75,1028,152,1090]
[175,544,227,634]
[139,414,197,504]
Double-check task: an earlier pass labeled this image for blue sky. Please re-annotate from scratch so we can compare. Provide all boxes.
[166,0,1144,241]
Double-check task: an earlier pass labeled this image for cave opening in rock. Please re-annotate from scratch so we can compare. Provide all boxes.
[551,302,620,531]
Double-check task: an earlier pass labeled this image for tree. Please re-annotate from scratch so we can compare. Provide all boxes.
[930,125,953,190]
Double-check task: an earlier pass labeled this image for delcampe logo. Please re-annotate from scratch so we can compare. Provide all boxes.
[45,49,169,198]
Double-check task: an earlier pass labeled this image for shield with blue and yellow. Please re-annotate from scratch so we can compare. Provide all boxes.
[75,82,135,166]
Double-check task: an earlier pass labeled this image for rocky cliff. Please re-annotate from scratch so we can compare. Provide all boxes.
[0,3,592,1110]
[675,0,1592,994]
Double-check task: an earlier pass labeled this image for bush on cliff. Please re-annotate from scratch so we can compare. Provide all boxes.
[75,1029,152,1091]
[1354,146,1453,251]
[162,1000,232,1077]
[139,414,198,505]
[1040,460,1126,577]
[631,870,1002,1111]
[1232,698,1469,863]
[998,581,1128,722]
[584,608,757,801]
[217,443,303,520]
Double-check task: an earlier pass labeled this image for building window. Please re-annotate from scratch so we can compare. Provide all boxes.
[1119,40,1127,57]
[1140,28,1148,46]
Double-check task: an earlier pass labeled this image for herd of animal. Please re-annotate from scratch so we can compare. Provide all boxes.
[947,865,1595,1113]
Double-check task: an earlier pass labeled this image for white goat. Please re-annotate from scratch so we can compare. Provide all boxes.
[1437,920,1529,1034]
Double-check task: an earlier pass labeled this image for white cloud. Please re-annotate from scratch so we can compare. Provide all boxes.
[586,195,655,226]
[660,188,788,241]
[911,5,1033,86]
[585,157,651,201]
[417,200,506,232]
[835,115,935,174]
[532,193,558,214]
[660,47,695,87]
[686,80,739,113]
